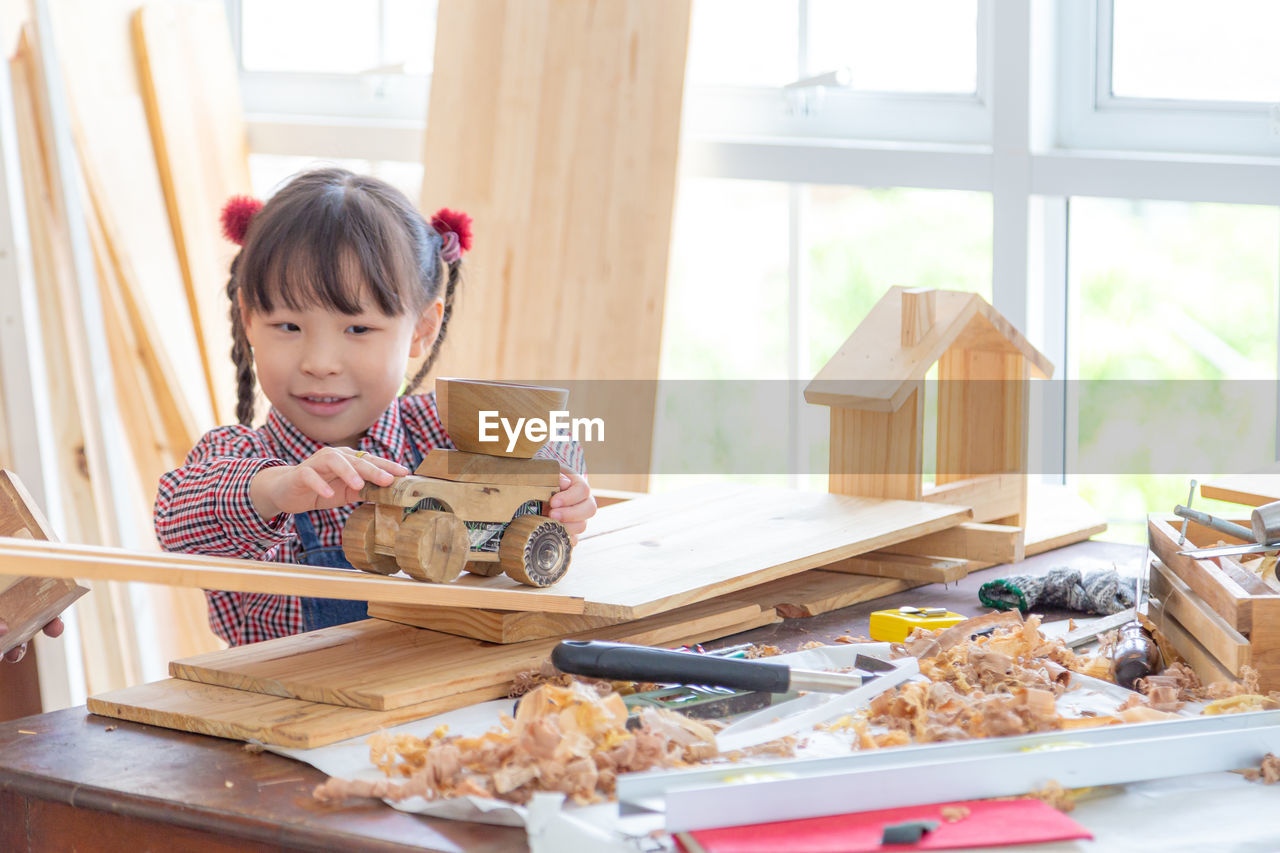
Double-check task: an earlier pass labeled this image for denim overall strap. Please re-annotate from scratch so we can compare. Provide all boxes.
[295,442,426,633]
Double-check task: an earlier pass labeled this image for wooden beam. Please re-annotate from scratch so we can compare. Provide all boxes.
[1149,558,1249,674]
[886,522,1024,564]
[920,473,1025,524]
[820,552,969,585]
[899,287,936,347]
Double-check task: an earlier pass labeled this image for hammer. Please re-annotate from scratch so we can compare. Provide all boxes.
[1175,498,1280,558]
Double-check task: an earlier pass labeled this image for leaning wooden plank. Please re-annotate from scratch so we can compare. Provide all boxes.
[884,522,1023,564]
[367,602,625,644]
[171,595,765,711]
[133,0,249,426]
[820,553,968,585]
[758,571,920,619]
[1148,559,1249,675]
[1199,475,1280,508]
[920,473,1024,525]
[0,537,585,614]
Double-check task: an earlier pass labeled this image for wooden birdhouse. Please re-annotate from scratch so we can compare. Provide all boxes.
[805,287,1053,561]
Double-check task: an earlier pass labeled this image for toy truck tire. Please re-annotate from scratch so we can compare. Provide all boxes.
[465,560,505,578]
[499,515,571,587]
[394,510,469,583]
[343,504,400,575]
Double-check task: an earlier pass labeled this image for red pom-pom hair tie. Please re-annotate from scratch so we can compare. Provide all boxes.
[221,195,264,245]
[431,207,473,262]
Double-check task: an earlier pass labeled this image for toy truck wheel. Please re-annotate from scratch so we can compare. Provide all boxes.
[498,516,571,587]
[395,510,469,583]
[465,560,504,577]
[343,504,400,575]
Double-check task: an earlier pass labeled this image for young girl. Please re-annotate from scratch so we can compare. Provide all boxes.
[155,168,596,647]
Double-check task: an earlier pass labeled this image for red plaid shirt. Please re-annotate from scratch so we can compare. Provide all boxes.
[155,392,585,646]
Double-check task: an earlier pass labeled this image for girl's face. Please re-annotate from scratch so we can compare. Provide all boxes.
[242,295,443,447]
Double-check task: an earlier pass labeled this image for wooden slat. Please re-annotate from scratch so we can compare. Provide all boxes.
[172,590,768,710]
[367,602,624,643]
[421,0,690,492]
[1199,475,1280,508]
[820,553,968,585]
[761,571,919,619]
[1147,599,1237,688]
[828,390,923,501]
[133,0,249,427]
[0,538,585,614]
[920,473,1024,525]
[1251,598,1280,693]
[1148,559,1249,674]
[89,610,778,749]
[883,522,1024,564]
[1148,515,1265,633]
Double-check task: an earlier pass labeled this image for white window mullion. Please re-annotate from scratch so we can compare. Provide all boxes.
[990,0,1032,333]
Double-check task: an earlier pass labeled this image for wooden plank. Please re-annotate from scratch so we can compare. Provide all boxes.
[89,611,778,748]
[1147,599,1237,688]
[46,0,214,431]
[0,537,585,614]
[759,571,919,619]
[421,0,690,493]
[133,0,249,427]
[367,602,624,644]
[1199,474,1280,508]
[820,553,968,585]
[828,390,923,502]
[883,522,1024,564]
[413,449,561,487]
[1021,484,1107,556]
[171,593,767,711]
[1148,559,1249,674]
[920,473,1024,525]
[1251,598,1280,694]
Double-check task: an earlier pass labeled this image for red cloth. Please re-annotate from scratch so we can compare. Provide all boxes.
[675,798,1090,853]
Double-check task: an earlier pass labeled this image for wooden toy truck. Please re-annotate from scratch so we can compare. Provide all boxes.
[342,379,574,587]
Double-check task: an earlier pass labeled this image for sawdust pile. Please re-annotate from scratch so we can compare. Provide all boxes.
[1241,753,1280,784]
[313,682,716,806]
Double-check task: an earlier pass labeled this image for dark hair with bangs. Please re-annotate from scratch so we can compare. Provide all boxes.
[226,168,462,425]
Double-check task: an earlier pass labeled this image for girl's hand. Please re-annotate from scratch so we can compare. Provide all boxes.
[250,448,409,519]
[1,616,64,663]
[547,466,596,546]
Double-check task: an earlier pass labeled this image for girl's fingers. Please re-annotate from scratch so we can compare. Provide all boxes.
[4,643,26,663]
[353,456,397,485]
[349,448,409,477]
[300,466,336,499]
[42,617,65,639]
[551,498,596,524]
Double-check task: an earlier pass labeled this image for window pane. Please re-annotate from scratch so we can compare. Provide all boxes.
[1112,0,1280,102]
[242,0,379,74]
[383,0,437,74]
[687,0,798,87]
[807,0,978,94]
[1069,198,1280,542]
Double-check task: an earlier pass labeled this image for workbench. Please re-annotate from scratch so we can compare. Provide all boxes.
[5,539,1273,853]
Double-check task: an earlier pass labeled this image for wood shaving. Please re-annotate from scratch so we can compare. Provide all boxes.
[835,635,869,644]
[314,682,717,806]
[940,805,970,822]
[1202,694,1280,715]
[1239,753,1280,784]
[798,641,827,651]
[743,644,782,659]
[509,659,614,698]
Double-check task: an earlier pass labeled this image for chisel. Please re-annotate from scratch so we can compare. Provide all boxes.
[551,639,887,694]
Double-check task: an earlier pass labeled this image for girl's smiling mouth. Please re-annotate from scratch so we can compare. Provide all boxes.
[294,394,354,416]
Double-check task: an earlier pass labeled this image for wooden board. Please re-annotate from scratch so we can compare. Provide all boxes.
[420,0,691,493]
[414,449,561,487]
[133,0,250,426]
[367,602,624,644]
[92,612,777,748]
[0,483,968,621]
[0,537,585,614]
[1199,474,1280,508]
[882,522,1024,564]
[820,553,968,585]
[171,590,773,710]
[754,570,919,619]
[1148,558,1249,674]
[46,0,214,431]
[1147,599,1237,688]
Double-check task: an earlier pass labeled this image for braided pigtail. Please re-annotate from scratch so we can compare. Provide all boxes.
[226,256,257,426]
[404,256,461,394]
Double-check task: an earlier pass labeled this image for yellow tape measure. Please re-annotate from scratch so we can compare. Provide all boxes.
[869,605,965,643]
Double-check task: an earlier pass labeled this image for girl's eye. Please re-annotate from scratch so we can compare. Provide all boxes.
[275,322,301,333]
[348,325,372,335]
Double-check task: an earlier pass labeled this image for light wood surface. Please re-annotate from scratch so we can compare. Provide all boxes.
[358,474,553,519]
[0,537,586,613]
[170,590,772,711]
[763,571,919,619]
[133,0,249,427]
[414,449,561,487]
[1148,558,1249,674]
[899,287,936,347]
[828,390,922,501]
[1199,475,1280,508]
[367,601,625,643]
[821,553,969,584]
[1147,515,1266,632]
[805,287,1053,413]
[434,378,568,458]
[420,0,691,492]
[1147,597,1237,687]
[920,473,1025,524]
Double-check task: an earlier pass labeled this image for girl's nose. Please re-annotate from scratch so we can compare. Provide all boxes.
[300,341,342,376]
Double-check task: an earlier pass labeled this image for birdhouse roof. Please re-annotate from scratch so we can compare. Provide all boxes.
[805,287,1053,412]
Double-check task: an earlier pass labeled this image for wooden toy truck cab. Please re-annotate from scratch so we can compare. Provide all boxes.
[341,379,574,588]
